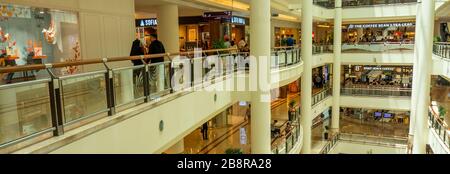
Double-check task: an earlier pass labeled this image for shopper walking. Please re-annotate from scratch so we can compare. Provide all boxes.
[245,104,251,121]
[286,35,295,47]
[201,123,209,140]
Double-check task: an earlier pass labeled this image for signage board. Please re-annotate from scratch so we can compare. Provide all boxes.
[231,16,246,25]
[136,18,158,27]
[363,66,395,71]
[203,11,232,20]
[348,22,414,29]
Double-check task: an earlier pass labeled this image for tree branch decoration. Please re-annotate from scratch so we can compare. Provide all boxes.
[42,19,56,44]
[62,41,80,75]
[0,27,10,43]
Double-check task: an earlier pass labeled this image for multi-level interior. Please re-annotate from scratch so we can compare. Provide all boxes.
[0,0,449,154]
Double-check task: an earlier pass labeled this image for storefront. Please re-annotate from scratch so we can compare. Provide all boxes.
[343,65,413,88]
[179,15,249,51]
[271,79,300,108]
[343,22,416,43]
[314,22,333,45]
[230,16,249,47]
[0,3,80,80]
[274,27,300,47]
[135,12,249,52]
[313,64,332,88]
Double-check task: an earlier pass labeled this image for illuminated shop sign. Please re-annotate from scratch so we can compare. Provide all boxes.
[348,22,414,29]
[363,67,395,71]
[203,11,232,20]
[231,16,246,25]
[136,18,158,27]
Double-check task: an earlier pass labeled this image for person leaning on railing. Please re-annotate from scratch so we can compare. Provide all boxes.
[0,52,17,84]
[129,38,146,82]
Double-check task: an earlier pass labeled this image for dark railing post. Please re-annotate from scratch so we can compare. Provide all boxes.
[102,60,116,116]
[284,50,288,67]
[46,67,64,136]
[143,64,150,103]
[191,59,195,87]
[168,55,174,94]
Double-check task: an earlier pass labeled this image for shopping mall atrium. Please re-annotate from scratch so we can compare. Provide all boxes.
[0,0,449,155]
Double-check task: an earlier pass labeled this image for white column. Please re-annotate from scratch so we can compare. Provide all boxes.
[157,4,180,53]
[165,140,184,154]
[300,0,313,154]
[157,4,180,91]
[408,0,422,153]
[250,0,272,154]
[413,0,435,154]
[331,0,342,132]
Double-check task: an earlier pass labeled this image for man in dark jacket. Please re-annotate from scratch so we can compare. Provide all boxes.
[148,34,166,63]
[147,34,166,94]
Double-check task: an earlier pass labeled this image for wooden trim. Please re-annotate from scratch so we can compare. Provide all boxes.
[0,48,238,73]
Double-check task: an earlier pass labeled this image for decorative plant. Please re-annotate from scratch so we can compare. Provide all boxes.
[212,39,226,49]
[434,36,441,43]
[289,100,297,108]
[438,106,447,119]
[225,148,243,154]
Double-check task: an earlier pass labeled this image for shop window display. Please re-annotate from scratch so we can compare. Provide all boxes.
[0,3,80,83]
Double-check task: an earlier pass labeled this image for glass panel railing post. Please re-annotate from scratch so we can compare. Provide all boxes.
[167,55,174,93]
[143,65,151,102]
[49,79,64,136]
[102,61,116,116]
[46,68,64,136]
[284,50,288,67]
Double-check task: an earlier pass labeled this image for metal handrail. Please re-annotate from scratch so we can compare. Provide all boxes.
[313,0,417,9]
[0,48,238,74]
[0,47,303,152]
[341,87,412,91]
[433,42,450,59]
[319,132,340,154]
[428,107,450,150]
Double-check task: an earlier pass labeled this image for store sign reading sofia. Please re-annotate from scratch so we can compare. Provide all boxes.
[136,18,158,27]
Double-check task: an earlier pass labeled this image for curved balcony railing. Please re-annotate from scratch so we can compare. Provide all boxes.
[433,42,450,60]
[342,42,414,53]
[429,106,450,150]
[271,108,303,154]
[320,132,340,154]
[314,0,417,9]
[341,85,412,97]
[312,88,332,106]
[0,47,303,152]
[313,44,334,54]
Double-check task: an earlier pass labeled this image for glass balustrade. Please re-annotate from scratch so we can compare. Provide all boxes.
[60,71,109,125]
[341,86,412,97]
[0,79,54,148]
[429,110,450,149]
[314,0,417,9]
[433,42,450,60]
[342,42,414,53]
[312,88,332,106]
[320,133,340,154]
[272,108,303,154]
[113,65,146,110]
[313,45,333,54]
[0,48,302,149]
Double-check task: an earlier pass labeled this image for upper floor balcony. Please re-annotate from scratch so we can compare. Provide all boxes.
[314,0,417,9]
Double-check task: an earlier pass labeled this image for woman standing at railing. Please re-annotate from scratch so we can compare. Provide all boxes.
[130,38,145,83]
